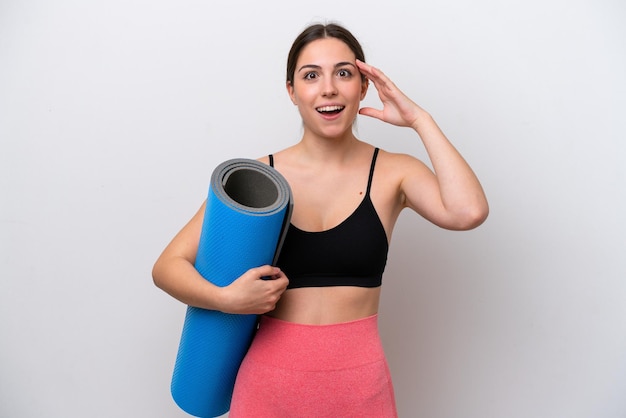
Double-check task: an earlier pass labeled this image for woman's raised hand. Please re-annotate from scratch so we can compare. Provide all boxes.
[356,59,425,129]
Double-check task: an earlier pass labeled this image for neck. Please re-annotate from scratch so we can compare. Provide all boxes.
[296,130,361,164]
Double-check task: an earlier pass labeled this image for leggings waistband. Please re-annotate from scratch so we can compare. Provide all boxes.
[246,314,385,371]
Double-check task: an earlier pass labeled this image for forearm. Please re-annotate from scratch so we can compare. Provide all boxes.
[412,110,489,227]
[152,255,225,311]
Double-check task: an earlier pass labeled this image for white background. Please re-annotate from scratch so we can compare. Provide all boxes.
[1,1,625,417]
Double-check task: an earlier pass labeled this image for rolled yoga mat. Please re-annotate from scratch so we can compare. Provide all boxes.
[171,158,292,418]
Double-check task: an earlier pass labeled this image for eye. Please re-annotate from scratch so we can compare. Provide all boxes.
[337,68,353,78]
[303,71,318,80]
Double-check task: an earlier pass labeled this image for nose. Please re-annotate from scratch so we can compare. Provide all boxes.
[321,77,337,97]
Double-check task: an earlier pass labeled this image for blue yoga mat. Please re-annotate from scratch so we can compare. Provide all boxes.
[171,158,292,417]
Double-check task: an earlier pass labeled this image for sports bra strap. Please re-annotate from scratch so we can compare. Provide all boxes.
[366,148,380,195]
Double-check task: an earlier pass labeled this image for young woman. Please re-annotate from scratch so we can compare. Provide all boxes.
[153,23,488,417]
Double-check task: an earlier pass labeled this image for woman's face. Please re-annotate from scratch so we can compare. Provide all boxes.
[287,37,368,140]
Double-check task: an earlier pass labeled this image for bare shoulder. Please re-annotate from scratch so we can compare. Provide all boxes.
[375,148,432,180]
[373,148,437,214]
[255,145,298,167]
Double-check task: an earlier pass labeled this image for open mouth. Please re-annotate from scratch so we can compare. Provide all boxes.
[316,105,345,115]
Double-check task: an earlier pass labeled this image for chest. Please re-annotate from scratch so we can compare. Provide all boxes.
[287,170,370,232]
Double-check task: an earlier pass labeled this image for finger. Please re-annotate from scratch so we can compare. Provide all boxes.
[253,265,281,280]
[269,272,289,287]
[258,265,280,274]
[356,59,376,77]
[356,60,387,84]
[265,272,287,284]
[356,61,381,87]
[359,106,383,120]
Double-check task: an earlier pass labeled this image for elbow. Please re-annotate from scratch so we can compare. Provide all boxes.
[468,207,489,229]
[447,201,489,231]
[152,259,166,290]
[459,202,489,230]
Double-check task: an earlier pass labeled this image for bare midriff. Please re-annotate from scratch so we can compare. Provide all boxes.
[266,286,381,325]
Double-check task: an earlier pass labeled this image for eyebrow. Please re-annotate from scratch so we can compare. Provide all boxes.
[297,61,356,73]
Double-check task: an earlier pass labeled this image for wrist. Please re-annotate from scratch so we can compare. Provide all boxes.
[219,286,236,313]
[410,108,432,131]
[206,284,229,313]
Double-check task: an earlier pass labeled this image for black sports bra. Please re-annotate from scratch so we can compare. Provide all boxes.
[269,148,388,288]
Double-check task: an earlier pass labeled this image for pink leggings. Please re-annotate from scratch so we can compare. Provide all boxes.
[229,314,397,417]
